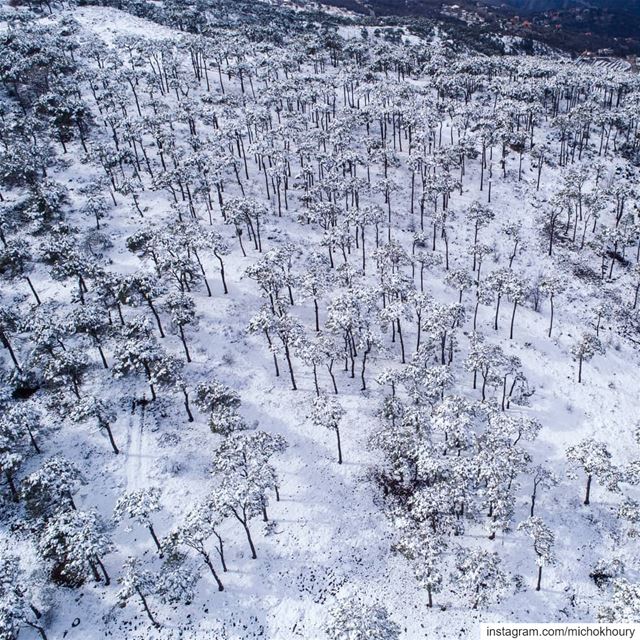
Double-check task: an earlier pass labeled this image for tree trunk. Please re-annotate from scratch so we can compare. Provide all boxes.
[360,343,371,391]
[327,360,338,394]
[104,423,119,454]
[136,587,159,627]
[283,343,297,390]
[148,300,165,338]
[214,532,227,572]
[203,553,224,591]
[584,473,592,505]
[335,427,343,464]
[25,622,48,640]
[26,426,41,453]
[5,471,18,502]
[397,319,405,364]
[26,276,41,305]
[0,330,21,371]
[179,326,192,362]
[241,519,257,559]
[149,525,163,556]
[530,487,537,518]
[215,253,229,294]
[264,330,279,377]
[578,355,583,383]
[183,388,194,422]
[96,557,110,585]
[89,560,101,583]
[97,343,109,369]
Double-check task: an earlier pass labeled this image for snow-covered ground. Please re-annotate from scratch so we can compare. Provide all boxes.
[1,1,639,638]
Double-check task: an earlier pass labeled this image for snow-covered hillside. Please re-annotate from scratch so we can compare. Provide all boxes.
[0,0,639,638]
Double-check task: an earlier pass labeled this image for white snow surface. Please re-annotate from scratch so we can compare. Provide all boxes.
[1,2,639,639]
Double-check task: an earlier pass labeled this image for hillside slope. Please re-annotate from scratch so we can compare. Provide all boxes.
[0,1,639,639]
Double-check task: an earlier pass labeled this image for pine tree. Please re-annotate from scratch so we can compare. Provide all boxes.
[0,401,43,454]
[0,306,23,372]
[69,303,112,369]
[0,238,41,305]
[117,557,160,628]
[310,394,346,464]
[396,525,446,608]
[0,549,48,640]
[326,599,400,640]
[445,267,474,304]
[517,516,555,591]
[566,439,620,505]
[21,456,82,518]
[598,579,640,623]
[452,547,509,609]
[529,466,557,517]
[466,201,495,272]
[430,395,476,455]
[214,431,286,505]
[539,274,564,338]
[194,380,241,414]
[70,396,119,454]
[164,292,197,362]
[156,551,200,605]
[111,333,168,401]
[167,499,226,592]
[299,253,334,332]
[570,333,605,383]
[210,473,262,560]
[38,509,112,587]
[113,488,164,555]
[194,380,247,435]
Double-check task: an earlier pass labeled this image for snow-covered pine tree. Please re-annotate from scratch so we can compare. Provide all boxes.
[0,548,48,640]
[326,599,400,640]
[452,547,509,609]
[166,498,227,591]
[566,439,620,505]
[21,456,82,518]
[310,394,346,464]
[517,516,556,591]
[117,557,160,628]
[69,396,119,454]
[570,333,605,384]
[38,509,112,587]
[598,579,640,623]
[113,488,164,555]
